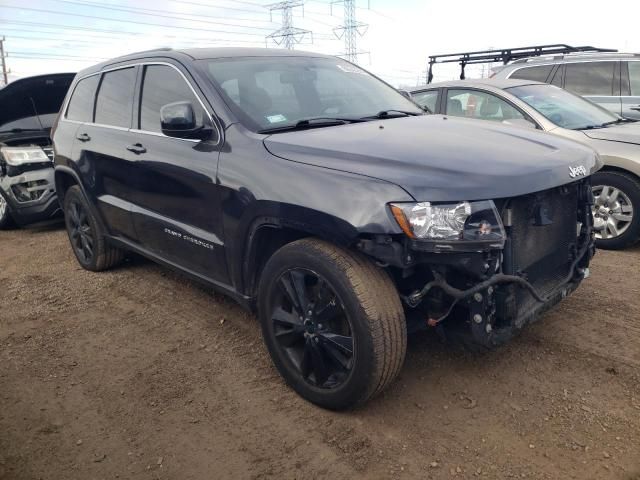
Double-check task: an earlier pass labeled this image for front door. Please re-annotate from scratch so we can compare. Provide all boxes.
[127,63,229,285]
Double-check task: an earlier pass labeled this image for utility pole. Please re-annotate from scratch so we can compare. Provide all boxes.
[0,37,8,86]
[332,0,369,64]
[266,1,312,50]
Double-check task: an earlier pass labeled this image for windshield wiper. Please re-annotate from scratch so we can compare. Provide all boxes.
[258,117,365,134]
[362,109,424,120]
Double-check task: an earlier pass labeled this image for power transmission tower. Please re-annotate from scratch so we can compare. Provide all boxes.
[332,0,369,64]
[0,37,9,86]
[266,1,312,50]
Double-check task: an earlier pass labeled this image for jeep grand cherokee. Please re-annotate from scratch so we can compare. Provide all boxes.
[52,48,599,410]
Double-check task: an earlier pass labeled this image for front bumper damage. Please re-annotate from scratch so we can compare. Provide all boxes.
[360,179,596,349]
[0,167,61,226]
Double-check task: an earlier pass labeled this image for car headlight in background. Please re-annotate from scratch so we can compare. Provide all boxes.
[390,200,506,246]
[0,146,50,166]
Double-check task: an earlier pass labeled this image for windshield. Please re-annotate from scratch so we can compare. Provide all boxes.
[201,56,423,132]
[506,84,618,130]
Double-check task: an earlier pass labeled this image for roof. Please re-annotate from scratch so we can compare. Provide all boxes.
[76,47,334,78]
[410,78,545,92]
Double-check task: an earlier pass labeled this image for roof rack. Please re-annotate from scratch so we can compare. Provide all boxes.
[426,44,618,83]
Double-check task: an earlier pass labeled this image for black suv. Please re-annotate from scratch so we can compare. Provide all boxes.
[53,48,599,409]
[0,73,74,228]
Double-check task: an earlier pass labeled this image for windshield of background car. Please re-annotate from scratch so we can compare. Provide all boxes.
[507,84,618,130]
[201,56,423,131]
[0,74,74,134]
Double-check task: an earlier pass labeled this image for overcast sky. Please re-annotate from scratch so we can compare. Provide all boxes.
[2,0,640,86]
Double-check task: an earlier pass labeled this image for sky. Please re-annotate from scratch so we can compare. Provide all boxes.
[2,0,640,87]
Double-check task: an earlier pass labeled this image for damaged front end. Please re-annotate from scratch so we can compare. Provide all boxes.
[360,179,595,349]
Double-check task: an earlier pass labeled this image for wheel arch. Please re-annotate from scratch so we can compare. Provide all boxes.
[240,212,361,303]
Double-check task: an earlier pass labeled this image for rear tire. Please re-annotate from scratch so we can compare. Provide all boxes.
[591,171,640,250]
[258,238,407,410]
[63,186,124,271]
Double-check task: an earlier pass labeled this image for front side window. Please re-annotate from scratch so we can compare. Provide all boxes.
[95,67,136,128]
[510,65,554,83]
[202,56,422,132]
[66,75,100,122]
[629,62,640,96]
[445,89,527,122]
[508,83,618,130]
[139,65,205,133]
[564,61,615,96]
[412,90,438,113]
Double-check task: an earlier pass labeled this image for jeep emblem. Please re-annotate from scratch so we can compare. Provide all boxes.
[568,165,587,178]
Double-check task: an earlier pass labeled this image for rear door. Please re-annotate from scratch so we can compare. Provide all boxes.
[621,61,640,120]
[563,61,622,116]
[75,66,138,240]
[127,62,229,284]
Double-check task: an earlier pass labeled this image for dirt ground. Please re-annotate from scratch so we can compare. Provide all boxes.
[1,222,639,480]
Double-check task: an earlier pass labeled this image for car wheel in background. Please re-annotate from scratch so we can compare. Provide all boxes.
[258,238,407,410]
[63,186,124,271]
[591,171,640,250]
[0,192,14,229]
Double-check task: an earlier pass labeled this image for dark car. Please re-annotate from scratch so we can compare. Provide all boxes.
[52,48,599,410]
[0,73,75,228]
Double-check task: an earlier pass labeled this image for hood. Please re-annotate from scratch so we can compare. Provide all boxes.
[263,115,600,201]
[0,73,75,143]
[581,121,640,145]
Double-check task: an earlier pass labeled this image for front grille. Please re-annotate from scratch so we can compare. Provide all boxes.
[502,183,581,317]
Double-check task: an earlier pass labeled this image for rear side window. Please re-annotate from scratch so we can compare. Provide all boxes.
[139,65,205,133]
[95,67,136,128]
[412,90,439,112]
[510,65,553,83]
[629,62,640,95]
[66,75,100,122]
[564,62,615,96]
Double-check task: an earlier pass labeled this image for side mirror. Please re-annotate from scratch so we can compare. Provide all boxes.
[398,90,412,99]
[160,101,212,140]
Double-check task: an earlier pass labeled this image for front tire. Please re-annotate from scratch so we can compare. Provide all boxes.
[258,238,407,410]
[63,186,124,271]
[591,171,640,250]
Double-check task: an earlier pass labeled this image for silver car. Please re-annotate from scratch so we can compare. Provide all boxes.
[491,52,640,120]
[411,79,640,249]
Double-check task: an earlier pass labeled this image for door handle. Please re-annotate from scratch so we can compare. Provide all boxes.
[126,143,147,155]
[76,133,91,142]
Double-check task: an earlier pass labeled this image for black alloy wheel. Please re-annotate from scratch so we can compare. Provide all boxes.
[270,268,354,389]
[258,238,407,410]
[67,197,95,264]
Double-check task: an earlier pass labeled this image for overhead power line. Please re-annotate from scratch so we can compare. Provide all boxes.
[42,0,276,31]
[0,5,269,36]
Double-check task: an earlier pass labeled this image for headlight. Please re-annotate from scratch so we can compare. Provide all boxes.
[390,200,506,247]
[0,146,50,166]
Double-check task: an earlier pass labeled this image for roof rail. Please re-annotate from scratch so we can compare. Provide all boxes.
[426,44,618,83]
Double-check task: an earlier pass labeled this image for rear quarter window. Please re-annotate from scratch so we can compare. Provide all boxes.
[510,65,554,83]
[66,75,100,122]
